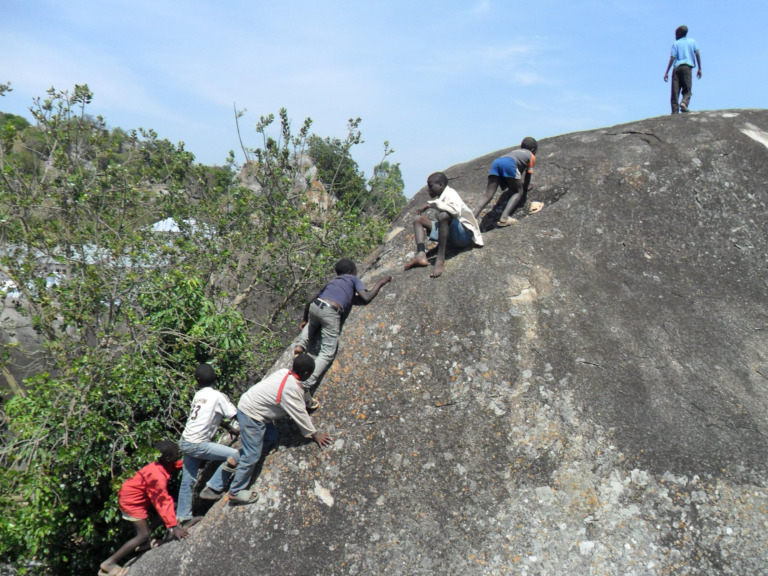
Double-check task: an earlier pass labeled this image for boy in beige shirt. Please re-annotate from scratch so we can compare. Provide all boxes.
[217,354,332,504]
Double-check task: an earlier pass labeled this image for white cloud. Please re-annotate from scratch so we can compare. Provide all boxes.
[514,71,554,86]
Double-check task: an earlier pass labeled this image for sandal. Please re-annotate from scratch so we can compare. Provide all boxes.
[221,457,238,474]
[228,489,259,505]
[496,218,517,227]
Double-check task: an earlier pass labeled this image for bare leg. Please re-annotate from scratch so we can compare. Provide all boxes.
[404,216,433,270]
[430,212,452,278]
[101,519,152,573]
[498,179,524,223]
[473,176,501,219]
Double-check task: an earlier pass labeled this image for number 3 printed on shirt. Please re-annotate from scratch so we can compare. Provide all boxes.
[190,404,202,420]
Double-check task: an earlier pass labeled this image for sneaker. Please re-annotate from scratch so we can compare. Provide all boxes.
[229,489,259,505]
[680,102,689,112]
[199,486,224,501]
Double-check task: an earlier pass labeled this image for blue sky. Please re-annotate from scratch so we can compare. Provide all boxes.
[1,0,765,197]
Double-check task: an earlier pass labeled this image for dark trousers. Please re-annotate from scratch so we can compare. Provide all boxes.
[671,65,693,113]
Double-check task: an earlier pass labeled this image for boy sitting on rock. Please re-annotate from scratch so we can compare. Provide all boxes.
[473,137,538,227]
[176,364,240,522]
[294,259,392,409]
[100,442,189,576]
[404,172,483,278]
[218,354,333,505]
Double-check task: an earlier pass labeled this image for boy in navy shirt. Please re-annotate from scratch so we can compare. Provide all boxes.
[294,259,392,408]
[664,25,702,113]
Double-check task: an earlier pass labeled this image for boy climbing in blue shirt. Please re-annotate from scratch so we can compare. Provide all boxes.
[664,25,702,114]
[473,137,538,227]
[294,259,392,409]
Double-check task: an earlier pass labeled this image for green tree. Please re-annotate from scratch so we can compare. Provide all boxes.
[0,87,397,574]
[368,156,407,220]
[307,129,368,204]
[0,112,31,133]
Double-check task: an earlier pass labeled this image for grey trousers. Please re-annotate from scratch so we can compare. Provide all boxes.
[671,65,693,113]
[295,301,342,394]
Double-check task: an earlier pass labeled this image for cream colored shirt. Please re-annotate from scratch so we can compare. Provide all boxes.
[237,369,317,437]
[427,186,484,246]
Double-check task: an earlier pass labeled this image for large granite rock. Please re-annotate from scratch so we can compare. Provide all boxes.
[132,110,768,575]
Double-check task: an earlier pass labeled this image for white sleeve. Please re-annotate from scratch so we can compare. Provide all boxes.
[216,393,238,419]
[282,387,317,437]
[427,189,462,217]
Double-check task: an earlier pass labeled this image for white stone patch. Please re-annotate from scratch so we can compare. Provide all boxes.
[579,541,595,555]
[313,481,335,507]
[741,128,768,150]
[386,227,404,242]
[510,286,538,302]
[721,113,739,118]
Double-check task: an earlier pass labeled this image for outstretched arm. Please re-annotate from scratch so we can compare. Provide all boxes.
[221,420,239,437]
[354,276,393,305]
[664,56,675,81]
[523,171,533,193]
[695,50,702,78]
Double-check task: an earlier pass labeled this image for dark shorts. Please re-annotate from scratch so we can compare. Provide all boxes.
[429,217,474,248]
[489,157,522,180]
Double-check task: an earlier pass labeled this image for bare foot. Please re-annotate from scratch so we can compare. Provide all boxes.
[99,563,120,576]
[404,254,429,270]
[529,201,544,213]
[496,218,518,227]
[430,261,445,278]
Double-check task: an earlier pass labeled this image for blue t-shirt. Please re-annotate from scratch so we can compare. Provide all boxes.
[317,274,366,313]
[671,37,699,69]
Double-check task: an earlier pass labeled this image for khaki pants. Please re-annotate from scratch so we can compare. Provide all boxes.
[295,301,342,395]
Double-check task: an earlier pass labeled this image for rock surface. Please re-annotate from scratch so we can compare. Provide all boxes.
[132,110,768,575]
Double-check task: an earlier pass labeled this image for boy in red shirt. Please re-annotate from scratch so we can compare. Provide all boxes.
[99,441,189,576]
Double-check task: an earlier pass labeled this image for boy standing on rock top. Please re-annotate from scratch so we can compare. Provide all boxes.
[404,172,483,278]
[473,137,538,227]
[664,25,702,114]
[294,259,392,409]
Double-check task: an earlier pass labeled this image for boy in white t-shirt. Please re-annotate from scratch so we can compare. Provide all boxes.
[404,172,483,278]
[175,364,240,523]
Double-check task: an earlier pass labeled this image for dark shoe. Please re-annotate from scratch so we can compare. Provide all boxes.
[199,486,224,501]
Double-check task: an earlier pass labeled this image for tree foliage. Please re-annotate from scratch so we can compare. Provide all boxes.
[307,129,406,219]
[0,86,399,574]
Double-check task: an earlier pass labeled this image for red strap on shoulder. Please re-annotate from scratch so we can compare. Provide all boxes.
[276,371,300,405]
